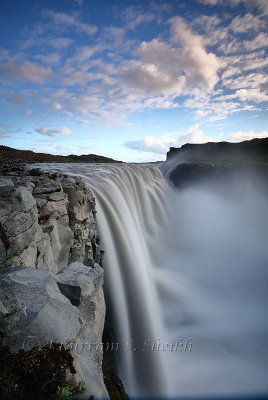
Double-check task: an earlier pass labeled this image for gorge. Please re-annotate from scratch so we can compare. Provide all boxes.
[1,138,268,399]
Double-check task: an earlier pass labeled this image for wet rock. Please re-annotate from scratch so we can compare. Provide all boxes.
[28,168,43,176]
[168,163,227,189]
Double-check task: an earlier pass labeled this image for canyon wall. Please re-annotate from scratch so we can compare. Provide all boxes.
[0,165,108,399]
[162,137,268,189]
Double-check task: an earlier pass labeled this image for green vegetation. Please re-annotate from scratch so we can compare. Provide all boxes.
[55,380,86,400]
[0,334,87,400]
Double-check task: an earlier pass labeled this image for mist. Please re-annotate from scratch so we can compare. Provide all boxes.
[157,169,268,395]
[35,161,268,397]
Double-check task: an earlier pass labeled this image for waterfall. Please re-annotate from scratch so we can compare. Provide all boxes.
[85,165,175,397]
[38,162,268,398]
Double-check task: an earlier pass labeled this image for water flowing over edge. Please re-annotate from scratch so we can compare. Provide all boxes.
[34,162,268,398]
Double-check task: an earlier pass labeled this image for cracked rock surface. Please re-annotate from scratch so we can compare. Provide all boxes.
[0,166,102,273]
[0,164,108,399]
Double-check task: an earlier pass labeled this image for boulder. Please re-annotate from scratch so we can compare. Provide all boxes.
[0,266,108,399]
[56,262,107,399]
[56,262,105,337]
[0,266,80,352]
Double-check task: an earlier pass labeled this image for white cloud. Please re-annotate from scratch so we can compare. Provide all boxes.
[215,13,267,54]
[60,68,104,86]
[235,88,268,102]
[218,39,241,54]
[71,45,102,64]
[198,0,219,4]
[8,92,31,105]
[244,32,268,51]
[220,51,268,77]
[53,101,62,110]
[35,126,73,136]
[121,60,180,93]
[125,126,216,155]
[192,15,228,47]
[21,61,53,83]
[2,8,265,132]
[226,130,268,142]
[34,52,61,65]
[121,5,155,31]
[229,13,265,33]
[103,26,126,46]
[59,127,73,135]
[170,17,221,89]
[184,90,259,121]
[46,142,71,154]
[222,72,268,89]
[125,17,221,95]
[43,9,97,35]
[138,39,181,74]
[125,135,170,154]
[197,0,268,16]
[47,37,74,49]
[0,59,53,83]
[195,109,210,117]
[216,88,268,103]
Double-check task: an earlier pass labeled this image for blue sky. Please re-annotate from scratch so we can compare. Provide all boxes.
[0,0,267,162]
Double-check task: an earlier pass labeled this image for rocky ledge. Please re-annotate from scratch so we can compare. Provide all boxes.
[0,164,121,399]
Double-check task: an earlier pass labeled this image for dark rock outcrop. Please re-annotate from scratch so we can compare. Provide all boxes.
[0,145,122,164]
[163,138,268,189]
[167,137,268,164]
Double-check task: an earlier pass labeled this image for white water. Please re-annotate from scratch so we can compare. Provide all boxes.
[37,163,268,398]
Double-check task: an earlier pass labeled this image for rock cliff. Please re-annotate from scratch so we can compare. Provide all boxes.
[0,165,108,399]
[166,137,268,164]
[162,138,268,189]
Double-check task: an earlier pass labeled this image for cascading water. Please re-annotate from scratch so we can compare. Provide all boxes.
[85,165,175,397]
[38,162,268,398]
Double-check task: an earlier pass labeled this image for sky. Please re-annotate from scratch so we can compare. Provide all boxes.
[0,0,267,162]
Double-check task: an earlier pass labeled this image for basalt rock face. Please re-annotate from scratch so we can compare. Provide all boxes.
[0,167,102,272]
[0,165,108,399]
[166,137,268,164]
[163,138,268,190]
[168,163,229,189]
